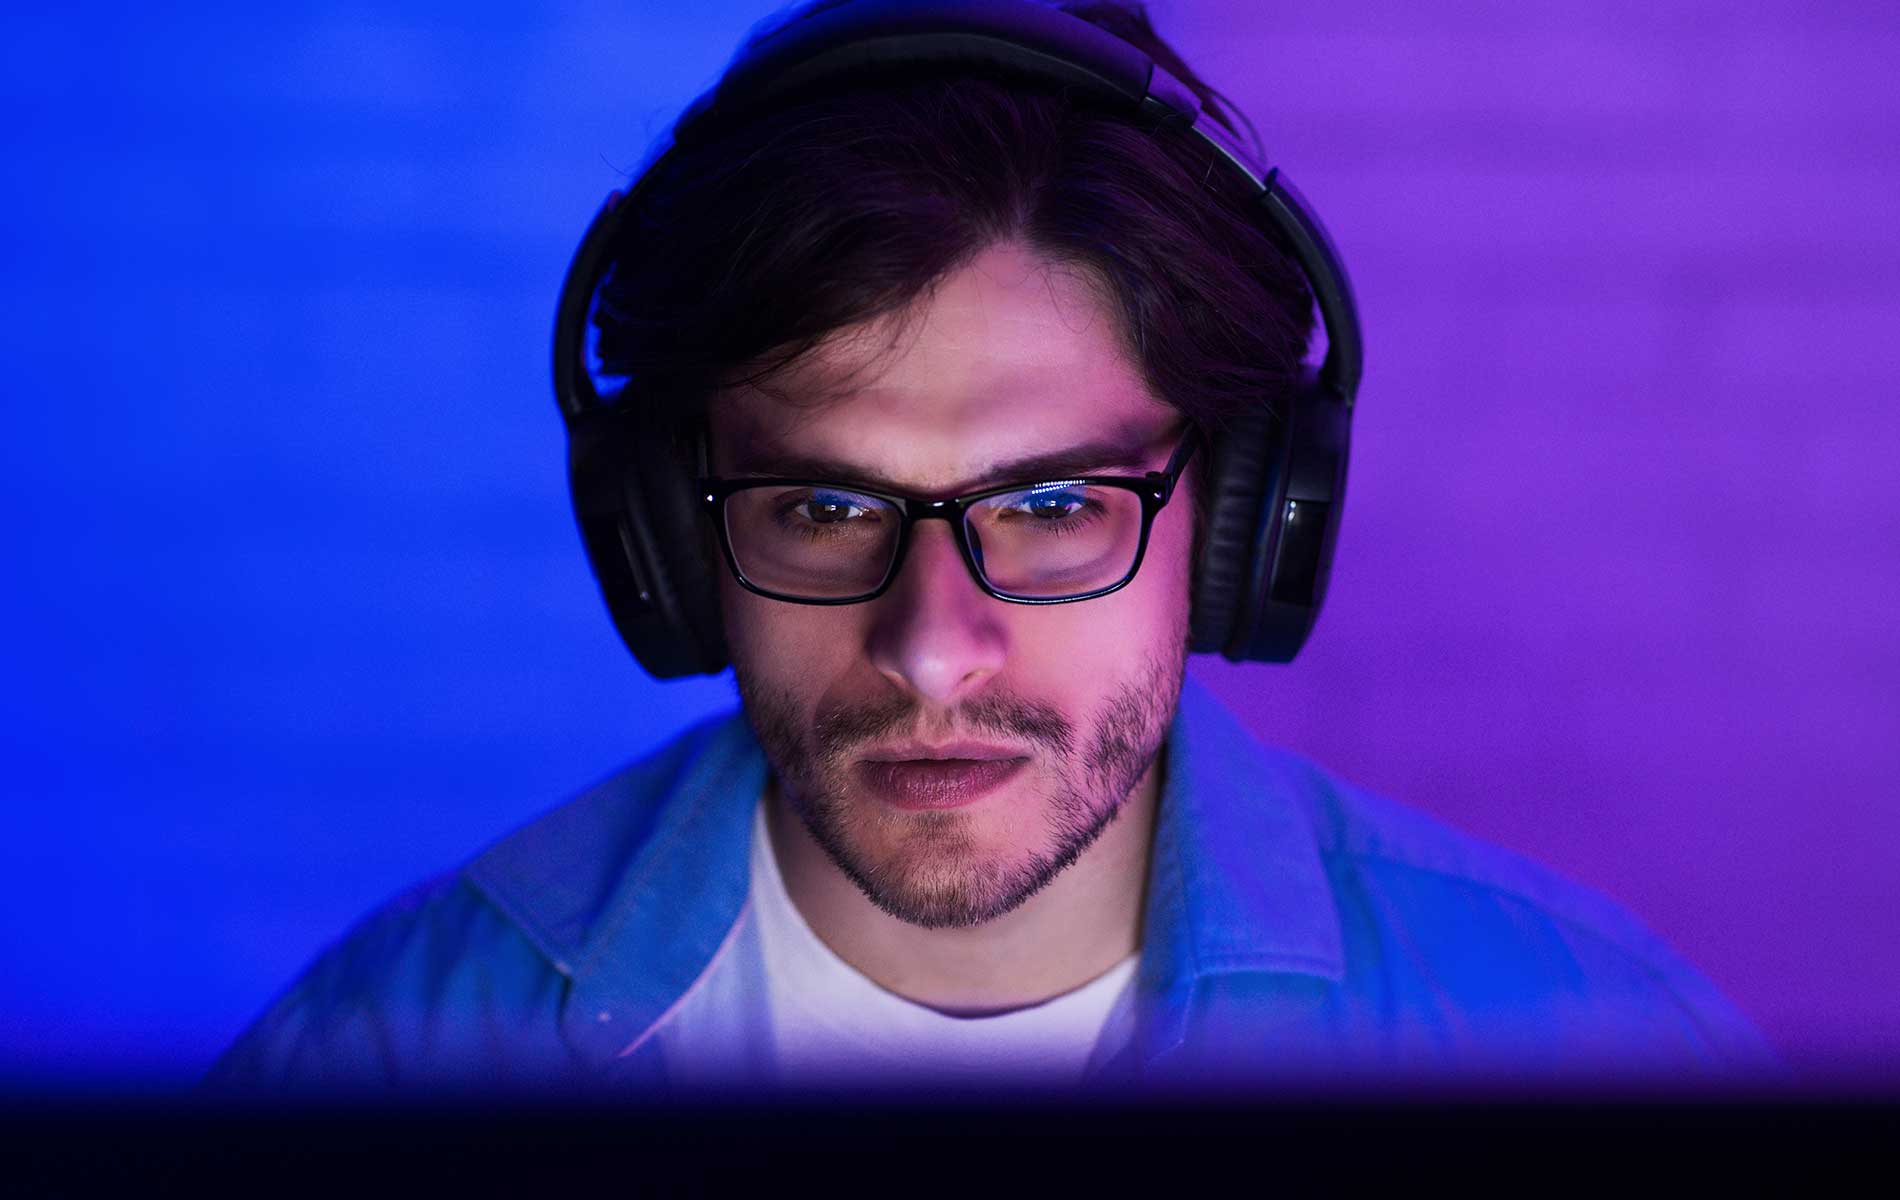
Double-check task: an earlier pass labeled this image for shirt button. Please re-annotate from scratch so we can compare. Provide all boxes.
[596,1010,613,1023]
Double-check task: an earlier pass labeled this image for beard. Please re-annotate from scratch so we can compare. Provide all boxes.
[735,644,1188,931]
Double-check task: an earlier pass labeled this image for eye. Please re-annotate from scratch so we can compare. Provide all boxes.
[780,488,884,527]
[803,496,869,523]
[1004,484,1090,520]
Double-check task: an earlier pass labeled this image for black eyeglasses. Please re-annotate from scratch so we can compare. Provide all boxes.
[698,428,1200,606]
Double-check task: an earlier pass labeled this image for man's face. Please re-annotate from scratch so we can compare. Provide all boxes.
[708,239,1195,930]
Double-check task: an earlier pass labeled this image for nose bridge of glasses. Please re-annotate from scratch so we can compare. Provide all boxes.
[708,475,1164,605]
[895,496,984,580]
[904,496,959,520]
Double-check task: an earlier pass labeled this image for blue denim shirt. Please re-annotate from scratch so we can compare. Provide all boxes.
[204,677,1783,1099]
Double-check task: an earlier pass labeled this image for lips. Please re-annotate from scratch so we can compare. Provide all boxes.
[860,740,1024,763]
[855,756,1028,810]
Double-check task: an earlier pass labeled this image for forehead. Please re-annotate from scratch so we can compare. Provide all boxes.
[708,240,1177,492]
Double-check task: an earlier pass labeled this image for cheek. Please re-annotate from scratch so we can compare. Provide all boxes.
[719,573,791,670]
[1002,495,1194,674]
[1121,482,1196,629]
[719,573,861,687]
[1149,487,1198,613]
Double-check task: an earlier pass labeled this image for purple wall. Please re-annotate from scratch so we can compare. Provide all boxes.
[1176,0,1900,1081]
[1,0,1893,1089]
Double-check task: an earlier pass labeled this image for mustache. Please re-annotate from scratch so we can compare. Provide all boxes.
[811,690,1076,764]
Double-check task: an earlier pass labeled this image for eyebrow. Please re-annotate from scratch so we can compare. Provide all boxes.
[722,432,1172,498]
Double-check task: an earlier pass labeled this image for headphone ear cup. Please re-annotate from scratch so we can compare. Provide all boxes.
[568,404,728,679]
[628,413,728,673]
[1189,399,1287,656]
[1196,367,1351,664]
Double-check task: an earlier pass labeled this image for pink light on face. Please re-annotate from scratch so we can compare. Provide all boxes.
[713,239,1192,933]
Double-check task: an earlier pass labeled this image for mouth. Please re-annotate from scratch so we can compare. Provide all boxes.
[859,740,1025,763]
[854,755,1029,811]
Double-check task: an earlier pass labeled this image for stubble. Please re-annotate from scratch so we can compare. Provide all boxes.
[736,644,1187,930]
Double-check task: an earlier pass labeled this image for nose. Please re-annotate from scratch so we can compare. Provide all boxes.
[864,519,1007,706]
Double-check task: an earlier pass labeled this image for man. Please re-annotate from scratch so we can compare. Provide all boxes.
[205,0,1779,1100]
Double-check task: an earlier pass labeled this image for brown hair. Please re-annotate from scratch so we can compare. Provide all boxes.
[593,0,1315,519]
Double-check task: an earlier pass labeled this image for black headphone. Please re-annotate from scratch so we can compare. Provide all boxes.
[553,0,1363,679]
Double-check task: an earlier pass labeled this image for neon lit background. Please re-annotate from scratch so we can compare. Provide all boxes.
[3,0,1896,1090]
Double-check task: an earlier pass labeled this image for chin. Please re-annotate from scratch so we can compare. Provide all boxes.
[803,767,1114,930]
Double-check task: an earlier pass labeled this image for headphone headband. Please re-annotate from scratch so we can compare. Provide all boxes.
[554,0,1364,676]
[559,0,1361,426]
[681,0,1170,134]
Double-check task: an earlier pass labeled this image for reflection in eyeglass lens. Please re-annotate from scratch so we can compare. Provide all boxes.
[727,486,896,598]
[966,483,1140,597]
[725,481,1144,600]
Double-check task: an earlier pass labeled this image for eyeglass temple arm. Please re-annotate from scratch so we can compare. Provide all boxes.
[1152,426,1202,501]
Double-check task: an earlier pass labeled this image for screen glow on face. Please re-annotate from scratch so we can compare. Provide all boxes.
[722,477,1151,601]
[707,239,1198,933]
[964,483,1135,595]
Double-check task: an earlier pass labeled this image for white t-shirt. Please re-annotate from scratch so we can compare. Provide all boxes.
[653,798,1140,1093]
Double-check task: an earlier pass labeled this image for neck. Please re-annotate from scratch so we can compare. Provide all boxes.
[763,753,1163,1015]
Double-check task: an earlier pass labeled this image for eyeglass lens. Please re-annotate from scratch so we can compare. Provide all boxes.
[722,482,1147,600]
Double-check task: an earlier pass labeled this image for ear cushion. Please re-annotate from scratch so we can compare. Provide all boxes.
[624,409,729,674]
[570,399,728,680]
[1234,373,1351,663]
[1189,396,1288,656]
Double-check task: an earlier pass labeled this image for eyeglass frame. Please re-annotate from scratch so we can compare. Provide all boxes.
[696,426,1202,607]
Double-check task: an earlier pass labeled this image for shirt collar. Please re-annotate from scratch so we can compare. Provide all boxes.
[466,672,1344,1071]
[1101,672,1345,1072]
[1139,672,1346,992]
[466,711,767,1068]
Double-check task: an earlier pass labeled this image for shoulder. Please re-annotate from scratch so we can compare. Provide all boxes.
[1262,744,1782,1080]
[1284,750,1670,972]
[459,708,748,963]
[203,710,751,1096]
[202,871,561,1095]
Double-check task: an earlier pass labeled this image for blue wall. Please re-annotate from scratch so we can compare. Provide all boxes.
[3,1,1897,1088]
